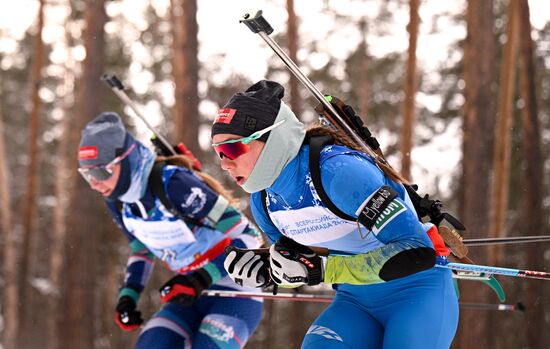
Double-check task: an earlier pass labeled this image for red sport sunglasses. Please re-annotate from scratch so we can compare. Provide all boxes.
[212,120,285,160]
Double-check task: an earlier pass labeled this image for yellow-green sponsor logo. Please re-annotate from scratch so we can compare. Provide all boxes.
[372,200,406,234]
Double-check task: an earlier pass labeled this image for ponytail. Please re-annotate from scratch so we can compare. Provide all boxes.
[155,155,238,206]
[306,125,409,184]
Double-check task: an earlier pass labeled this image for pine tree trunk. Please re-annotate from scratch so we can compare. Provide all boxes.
[47,25,75,349]
[0,81,18,349]
[286,0,302,118]
[358,19,369,122]
[400,0,420,180]
[19,1,45,341]
[517,1,547,347]
[456,0,496,348]
[488,0,519,266]
[171,0,199,153]
[61,0,107,347]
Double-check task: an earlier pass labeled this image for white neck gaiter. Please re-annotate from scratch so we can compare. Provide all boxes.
[241,102,306,193]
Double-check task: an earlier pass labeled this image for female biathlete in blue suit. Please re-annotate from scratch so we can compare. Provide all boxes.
[211,80,459,349]
[78,112,264,349]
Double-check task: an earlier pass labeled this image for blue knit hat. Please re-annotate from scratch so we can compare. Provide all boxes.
[79,112,131,167]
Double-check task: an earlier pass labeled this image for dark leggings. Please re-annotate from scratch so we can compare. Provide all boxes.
[135,286,263,349]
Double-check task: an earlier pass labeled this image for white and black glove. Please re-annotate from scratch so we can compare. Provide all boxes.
[269,236,324,288]
[224,246,272,288]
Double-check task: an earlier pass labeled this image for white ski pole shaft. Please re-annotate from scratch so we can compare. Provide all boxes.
[202,290,523,311]
[463,235,550,246]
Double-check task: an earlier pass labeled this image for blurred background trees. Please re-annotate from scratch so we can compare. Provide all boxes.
[0,0,548,348]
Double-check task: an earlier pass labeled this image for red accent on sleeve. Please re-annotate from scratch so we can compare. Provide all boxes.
[177,237,232,274]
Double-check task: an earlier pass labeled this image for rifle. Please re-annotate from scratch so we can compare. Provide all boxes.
[240,11,464,231]
[101,74,202,171]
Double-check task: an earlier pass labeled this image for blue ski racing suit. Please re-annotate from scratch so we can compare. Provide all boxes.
[251,144,458,349]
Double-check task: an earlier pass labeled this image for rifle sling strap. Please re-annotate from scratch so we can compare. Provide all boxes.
[261,136,355,229]
[308,136,356,222]
[147,161,204,227]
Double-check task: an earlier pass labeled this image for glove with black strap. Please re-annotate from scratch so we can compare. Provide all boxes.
[269,236,324,287]
[114,296,144,331]
[224,246,272,288]
[159,268,212,306]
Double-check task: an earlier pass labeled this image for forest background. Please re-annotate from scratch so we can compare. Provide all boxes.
[0,0,549,348]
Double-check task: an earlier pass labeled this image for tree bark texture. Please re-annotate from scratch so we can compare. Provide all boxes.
[517,1,547,347]
[488,0,519,265]
[18,1,45,339]
[286,0,302,118]
[171,0,200,154]
[0,81,18,349]
[400,0,420,180]
[456,0,496,348]
[61,0,107,347]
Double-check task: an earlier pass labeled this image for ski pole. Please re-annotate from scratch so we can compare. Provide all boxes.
[458,302,524,312]
[101,74,176,156]
[463,235,550,246]
[227,245,550,281]
[201,290,523,312]
[436,258,550,281]
[202,289,333,303]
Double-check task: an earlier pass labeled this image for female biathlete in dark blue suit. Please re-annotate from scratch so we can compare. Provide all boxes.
[78,112,264,349]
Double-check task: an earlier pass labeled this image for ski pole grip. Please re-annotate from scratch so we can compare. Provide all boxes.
[101,73,125,90]
[240,10,273,34]
[224,244,329,257]
[224,245,269,256]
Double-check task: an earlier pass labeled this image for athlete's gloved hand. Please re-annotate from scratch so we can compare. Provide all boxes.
[224,246,272,288]
[159,269,212,306]
[114,296,143,331]
[269,236,324,287]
